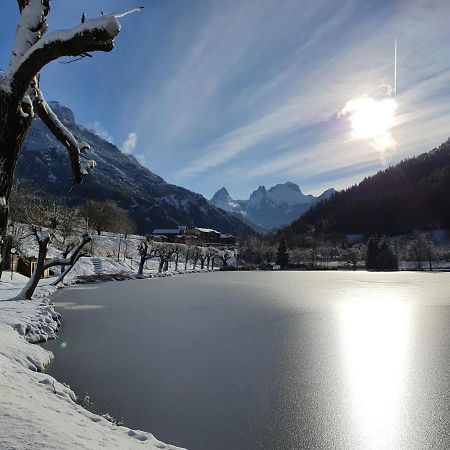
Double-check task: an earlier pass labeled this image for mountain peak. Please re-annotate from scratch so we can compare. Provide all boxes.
[48,101,75,124]
[319,188,336,200]
[210,187,241,213]
[216,187,230,196]
[269,181,302,193]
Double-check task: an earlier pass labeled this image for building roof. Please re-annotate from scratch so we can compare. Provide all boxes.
[196,227,220,234]
[152,229,181,235]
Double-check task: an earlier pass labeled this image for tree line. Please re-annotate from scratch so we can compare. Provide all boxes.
[231,230,448,272]
[288,139,450,236]
[3,181,236,299]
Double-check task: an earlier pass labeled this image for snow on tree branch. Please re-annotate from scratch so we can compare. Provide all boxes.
[6,15,121,102]
[9,0,50,76]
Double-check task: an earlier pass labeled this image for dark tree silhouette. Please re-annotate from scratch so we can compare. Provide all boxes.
[287,139,450,236]
[366,236,398,271]
[276,237,289,269]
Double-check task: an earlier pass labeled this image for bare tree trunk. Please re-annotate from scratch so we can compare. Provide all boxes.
[0,235,14,278]
[16,236,49,300]
[138,256,146,277]
[0,99,32,269]
[124,235,129,261]
[117,237,122,261]
[51,253,83,286]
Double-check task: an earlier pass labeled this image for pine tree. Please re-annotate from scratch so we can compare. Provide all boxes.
[374,239,398,271]
[366,236,379,270]
[366,235,398,271]
[276,237,290,269]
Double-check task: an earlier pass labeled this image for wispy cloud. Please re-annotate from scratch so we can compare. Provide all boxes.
[88,121,114,144]
[173,0,450,197]
[31,0,450,199]
[122,132,138,154]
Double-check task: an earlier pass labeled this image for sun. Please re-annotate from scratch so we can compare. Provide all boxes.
[340,96,398,152]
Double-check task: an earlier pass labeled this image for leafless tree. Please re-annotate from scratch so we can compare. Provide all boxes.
[191,245,204,270]
[184,241,192,270]
[50,234,91,286]
[82,200,126,236]
[137,237,159,278]
[341,247,359,270]
[115,211,136,261]
[0,1,139,266]
[407,232,436,271]
[14,228,91,299]
[220,249,233,268]
[171,243,187,271]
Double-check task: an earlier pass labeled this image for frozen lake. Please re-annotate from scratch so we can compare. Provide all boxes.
[43,271,450,449]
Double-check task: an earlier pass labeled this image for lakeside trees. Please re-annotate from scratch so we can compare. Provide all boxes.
[366,236,398,271]
[275,237,289,269]
[230,229,448,272]
[7,185,92,299]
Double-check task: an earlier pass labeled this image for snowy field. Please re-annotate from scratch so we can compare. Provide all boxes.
[0,231,209,450]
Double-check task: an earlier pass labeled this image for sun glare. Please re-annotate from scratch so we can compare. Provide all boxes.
[340,96,398,152]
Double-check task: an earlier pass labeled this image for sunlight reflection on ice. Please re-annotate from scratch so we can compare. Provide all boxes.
[340,294,410,449]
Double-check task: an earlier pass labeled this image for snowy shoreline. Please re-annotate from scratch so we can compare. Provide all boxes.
[0,259,210,450]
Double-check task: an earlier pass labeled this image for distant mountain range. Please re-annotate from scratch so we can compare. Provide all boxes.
[286,139,450,236]
[16,102,253,236]
[210,182,335,230]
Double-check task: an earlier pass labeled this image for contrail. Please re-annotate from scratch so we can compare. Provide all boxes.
[394,36,398,95]
[113,7,144,19]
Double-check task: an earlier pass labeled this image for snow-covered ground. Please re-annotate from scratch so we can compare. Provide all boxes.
[0,230,208,449]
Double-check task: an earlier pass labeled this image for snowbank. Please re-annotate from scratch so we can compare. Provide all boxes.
[0,226,219,448]
[0,267,188,449]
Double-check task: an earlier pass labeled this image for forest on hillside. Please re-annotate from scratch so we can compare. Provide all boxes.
[287,139,450,236]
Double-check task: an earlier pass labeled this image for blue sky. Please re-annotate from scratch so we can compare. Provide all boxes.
[2,0,450,199]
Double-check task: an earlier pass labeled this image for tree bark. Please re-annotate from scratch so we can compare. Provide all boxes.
[0,93,33,269]
[18,235,50,300]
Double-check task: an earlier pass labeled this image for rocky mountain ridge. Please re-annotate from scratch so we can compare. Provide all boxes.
[17,102,253,236]
[211,183,335,230]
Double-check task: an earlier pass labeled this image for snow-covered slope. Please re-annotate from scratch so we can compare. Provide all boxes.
[211,182,336,230]
[210,187,243,213]
[18,102,252,237]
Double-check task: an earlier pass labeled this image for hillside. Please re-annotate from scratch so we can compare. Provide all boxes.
[287,139,450,236]
[16,102,253,236]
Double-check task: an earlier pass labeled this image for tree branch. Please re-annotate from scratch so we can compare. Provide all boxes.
[43,234,91,270]
[9,0,50,75]
[34,90,90,183]
[8,15,121,103]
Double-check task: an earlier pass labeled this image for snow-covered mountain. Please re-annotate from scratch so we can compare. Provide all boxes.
[210,183,336,230]
[210,187,243,213]
[17,102,253,236]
